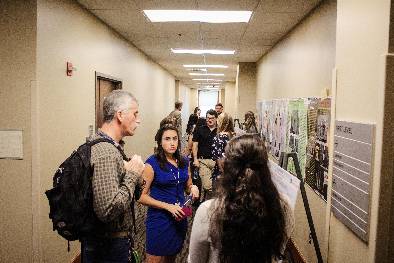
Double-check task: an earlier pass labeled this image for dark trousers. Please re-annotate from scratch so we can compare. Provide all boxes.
[81,236,132,263]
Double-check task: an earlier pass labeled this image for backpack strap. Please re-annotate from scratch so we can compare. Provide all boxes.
[88,138,130,161]
[88,137,137,234]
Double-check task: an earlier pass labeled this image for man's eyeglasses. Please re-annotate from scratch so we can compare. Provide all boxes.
[206,117,216,120]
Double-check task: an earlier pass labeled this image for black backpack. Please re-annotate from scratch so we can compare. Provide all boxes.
[45,138,140,248]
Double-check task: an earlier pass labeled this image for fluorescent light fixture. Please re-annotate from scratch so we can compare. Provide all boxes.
[200,85,220,88]
[184,64,228,68]
[171,48,235,55]
[189,73,224,76]
[193,78,223,81]
[143,10,252,23]
[197,83,222,85]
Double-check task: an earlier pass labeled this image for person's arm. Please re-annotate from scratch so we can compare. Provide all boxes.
[192,142,199,167]
[192,128,200,167]
[138,163,185,219]
[188,201,212,263]
[185,165,199,200]
[92,153,142,223]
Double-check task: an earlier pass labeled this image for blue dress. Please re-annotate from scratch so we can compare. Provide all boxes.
[145,155,189,256]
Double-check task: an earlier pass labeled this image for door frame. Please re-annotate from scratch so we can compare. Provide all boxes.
[95,72,123,131]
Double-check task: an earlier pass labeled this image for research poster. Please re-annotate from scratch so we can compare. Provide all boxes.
[269,99,288,160]
[286,99,308,178]
[305,98,331,200]
[257,97,331,185]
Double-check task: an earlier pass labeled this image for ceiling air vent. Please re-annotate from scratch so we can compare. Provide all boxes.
[187,68,207,72]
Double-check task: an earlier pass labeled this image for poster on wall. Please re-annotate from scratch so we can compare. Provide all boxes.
[270,99,288,160]
[305,98,331,200]
[256,101,264,137]
[261,100,273,151]
[286,99,308,178]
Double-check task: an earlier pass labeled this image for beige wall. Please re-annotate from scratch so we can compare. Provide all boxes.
[219,89,225,107]
[223,81,237,118]
[257,0,393,262]
[34,0,176,261]
[0,0,36,262]
[256,1,336,262]
[178,81,193,134]
[189,88,198,114]
[236,62,257,118]
[329,0,391,262]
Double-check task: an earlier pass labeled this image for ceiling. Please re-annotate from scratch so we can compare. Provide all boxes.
[77,0,322,89]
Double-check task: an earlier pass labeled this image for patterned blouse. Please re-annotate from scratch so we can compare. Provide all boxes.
[211,133,231,178]
[212,133,230,160]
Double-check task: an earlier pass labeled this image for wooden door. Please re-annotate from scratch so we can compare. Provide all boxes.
[95,76,122,130]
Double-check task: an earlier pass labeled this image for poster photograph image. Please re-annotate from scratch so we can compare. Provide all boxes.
[271,99,288,160]
[261,101,273,151]
[305,98,331,200]
[286,99,308,178]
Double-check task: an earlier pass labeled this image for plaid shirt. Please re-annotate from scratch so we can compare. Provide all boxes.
[90,133,138,232]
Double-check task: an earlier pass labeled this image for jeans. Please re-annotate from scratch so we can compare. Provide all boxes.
[81,236,132,263]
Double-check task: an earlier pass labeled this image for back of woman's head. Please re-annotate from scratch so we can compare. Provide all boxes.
[210,134,286,263]
[244,111,255,122]
[217,112,235,137]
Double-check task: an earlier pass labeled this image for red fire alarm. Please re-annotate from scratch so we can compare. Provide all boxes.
[66,62,73,76]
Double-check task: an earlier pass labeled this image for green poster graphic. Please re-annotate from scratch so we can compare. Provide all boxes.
[286,99,308,178]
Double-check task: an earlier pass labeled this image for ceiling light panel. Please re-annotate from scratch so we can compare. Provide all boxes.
[189,73,224,76]
[171,49,235,55]
[143,10,252,23]
[192,78,223,81]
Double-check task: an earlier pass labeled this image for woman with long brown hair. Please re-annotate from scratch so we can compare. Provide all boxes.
[189,134,294,263]
[139,125,199,263]
[211,112,235,183]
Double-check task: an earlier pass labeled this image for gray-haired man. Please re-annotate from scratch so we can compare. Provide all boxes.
[81,90,144,262]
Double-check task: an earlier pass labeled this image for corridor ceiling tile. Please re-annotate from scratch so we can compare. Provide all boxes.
[77,0,323,85]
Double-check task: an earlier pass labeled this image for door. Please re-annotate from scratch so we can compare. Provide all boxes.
[95,74,122,130]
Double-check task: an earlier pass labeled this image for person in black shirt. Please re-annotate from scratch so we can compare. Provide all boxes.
[192,109,218,200]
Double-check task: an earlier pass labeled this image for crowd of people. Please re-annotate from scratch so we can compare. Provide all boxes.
[81,90,294,263]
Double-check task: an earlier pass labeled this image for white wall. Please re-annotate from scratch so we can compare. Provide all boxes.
[36,0,176,261]
[256,1,336,262]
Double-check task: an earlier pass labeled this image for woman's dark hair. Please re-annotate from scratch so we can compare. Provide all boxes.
[186,108,200,134]
[206,109,218,118]
[196,117,206,128]
[209,134,287,263]
[244,111,258,133]
[154,124,186,170]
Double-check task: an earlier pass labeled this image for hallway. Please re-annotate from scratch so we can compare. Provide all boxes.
[0,0,393,262]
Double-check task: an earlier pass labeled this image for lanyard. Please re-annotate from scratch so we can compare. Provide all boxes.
[170,161,181,204]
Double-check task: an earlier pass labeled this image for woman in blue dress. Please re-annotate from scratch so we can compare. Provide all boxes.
[139,124,199,263]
